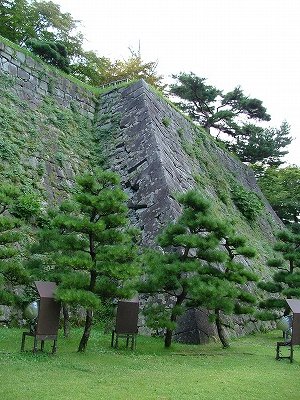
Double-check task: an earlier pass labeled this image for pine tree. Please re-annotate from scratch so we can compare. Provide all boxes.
[190,234,257,347]
[139,190,257,348]
[169,73,291,168]
[31,169,140,352]
[231,121,292,168]
[169,72,270,137]
[258,226,300,320]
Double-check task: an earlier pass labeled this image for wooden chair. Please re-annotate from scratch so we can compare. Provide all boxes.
[111,300,139,350]
[21,282,60,354]
[275,299,300,363]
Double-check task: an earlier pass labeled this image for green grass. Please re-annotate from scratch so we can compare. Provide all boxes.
[0,327,299,400]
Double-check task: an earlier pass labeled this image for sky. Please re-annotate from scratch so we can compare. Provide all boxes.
[56,0,300,166]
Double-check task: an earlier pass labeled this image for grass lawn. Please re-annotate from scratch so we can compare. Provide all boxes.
[0,327,299,400]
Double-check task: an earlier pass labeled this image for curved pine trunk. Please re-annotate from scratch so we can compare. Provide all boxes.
[62,304,70,338]
[164,289,187,348]
[215,309,229,348]
[78,309,93,352]
[77,268,97,352]
[164,328,173,348]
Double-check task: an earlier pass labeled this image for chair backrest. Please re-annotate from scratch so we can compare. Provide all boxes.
[292,313,300,345]
[36,298,61,336]
[115,301,139,334]
[286,299,300,345]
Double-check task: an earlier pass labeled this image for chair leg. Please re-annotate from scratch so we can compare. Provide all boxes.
[21,332,26,352]
[111,330,115,348]
[276,343,280,360]
[126,335,129,348]
[133,334,137,350]
[52,339,57,354]
[33,336,38,354]
[130,335,134,350]
[41,340,45,352]
[290,345,293,363]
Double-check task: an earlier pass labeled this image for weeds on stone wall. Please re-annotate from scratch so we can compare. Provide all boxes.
[94,91,122,166]
[162,117,171,127]
[230,182,263,221]
[0,74,97,204]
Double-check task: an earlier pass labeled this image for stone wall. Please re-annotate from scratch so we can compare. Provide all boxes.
[97,80,282,246]
[0,41,98,206]
[96,79,282,343]
[0,43,282,343]
[0,40,96,118]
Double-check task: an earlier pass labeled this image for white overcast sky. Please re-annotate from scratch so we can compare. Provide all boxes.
[56,0,300,166]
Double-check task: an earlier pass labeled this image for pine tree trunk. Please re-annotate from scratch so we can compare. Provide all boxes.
[62,303,70,338]
[164,289,187,348]
[215,309,229,348]
[77,268,97,352]
[164,328,173,348]
[78,309,93,352]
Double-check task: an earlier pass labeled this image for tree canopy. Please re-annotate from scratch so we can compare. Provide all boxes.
[169,72,291,167]
[139,190,257,348]
[0,0,82,53]
[0,183,31,308]
[30,169,140,352]
[258,227,300,320]
[258,166,300,225]
[230,121,292,168]
[169,72,271,137]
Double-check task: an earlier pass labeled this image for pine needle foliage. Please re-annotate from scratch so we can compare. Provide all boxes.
[258,225,300,320]
[139,190,257,348]
[30,169,140,352]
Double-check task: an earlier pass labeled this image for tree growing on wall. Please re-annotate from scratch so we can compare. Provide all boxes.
[169,72,271,137]
[229,121,292,169]
[30,169,140,352]
[26,39,70,73]
[169,72,291,167]
[139,190,257,348]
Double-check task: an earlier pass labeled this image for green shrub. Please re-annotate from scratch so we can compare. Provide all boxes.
[11,192,41,220]
[177,128,184,137]
[162,117,171,127]
[26,39,70,73]
[231,183,263,221]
